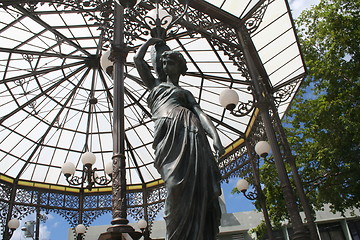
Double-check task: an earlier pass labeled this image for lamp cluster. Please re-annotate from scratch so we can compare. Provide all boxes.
[236,141,271,201]
[61,152,113,190]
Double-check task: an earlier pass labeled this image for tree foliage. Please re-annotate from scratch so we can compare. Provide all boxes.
[285,0,360,213]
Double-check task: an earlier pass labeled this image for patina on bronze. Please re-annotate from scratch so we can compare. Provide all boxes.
[134,38,225,239]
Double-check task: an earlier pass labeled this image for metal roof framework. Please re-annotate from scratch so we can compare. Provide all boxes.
[0,0,305,233]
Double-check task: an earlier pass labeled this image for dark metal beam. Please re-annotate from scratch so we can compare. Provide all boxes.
[0,60,85,84]
[0,64,87,125]
[13,4,91,57]
[0,47,86,59]
[15,66,91,180]
[125,138,146,185]
[124,88,151,119]
[184,0,241,27]
[209,116,245,137]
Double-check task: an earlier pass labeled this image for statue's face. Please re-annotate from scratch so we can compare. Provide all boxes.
[162,57,180,81]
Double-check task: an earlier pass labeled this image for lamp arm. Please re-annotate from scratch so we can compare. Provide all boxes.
[230,86,256,117]
[242,189,258,201]
[65,174,85,186]
[93,173,112,186]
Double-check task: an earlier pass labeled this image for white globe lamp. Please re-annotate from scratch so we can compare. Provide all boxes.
[236,179,249,192]
[75,224,86,234]
[255,141,271,158]
[8,218,20,230]
[81,152,96,166]
[100,50,113,76]
[137,219,147,230]
[61,162,76,177]
[105,161,113,176]
[219,89,239,111]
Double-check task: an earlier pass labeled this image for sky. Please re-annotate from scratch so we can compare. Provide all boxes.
[7,0,320,239]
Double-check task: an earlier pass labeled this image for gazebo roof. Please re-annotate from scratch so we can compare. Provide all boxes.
[0,0,304,189]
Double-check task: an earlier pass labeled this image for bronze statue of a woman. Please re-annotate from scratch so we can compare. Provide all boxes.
[134,38,224,240]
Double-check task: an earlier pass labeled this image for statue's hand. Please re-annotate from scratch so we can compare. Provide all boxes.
[213,137,225,160]
[147,37,165,46]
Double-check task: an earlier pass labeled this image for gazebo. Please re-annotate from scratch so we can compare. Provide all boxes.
[0,0,309,239]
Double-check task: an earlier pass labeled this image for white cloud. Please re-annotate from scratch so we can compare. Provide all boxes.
[52,221,60,228]
[289,0,320,18]
[39,225,51,240]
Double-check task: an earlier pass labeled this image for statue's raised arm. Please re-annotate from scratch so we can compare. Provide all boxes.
[133,38,169,89]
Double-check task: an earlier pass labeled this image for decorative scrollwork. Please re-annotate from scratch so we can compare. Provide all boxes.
[47,208,79,227]
[48,192,66,207]
[65,174,84,186]
[15,189,37,204]
[244,0,271,34]
[0,182,11,201]
[242,189,258,201]
[94,174,112,186]
[148,201,165,223]
[219,143,252,182]
[83,210,111,226]
[128,191,143,206]
[272,79,300,107]
[98,194,112,208]
[14,79,25,86]
[65,194,80,209]
[210,37,251,81]
[12,205,35,220]
[22,53,34,63]
[128,206,144,221]
[229,86,256,117]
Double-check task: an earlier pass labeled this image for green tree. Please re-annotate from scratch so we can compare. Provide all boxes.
[286,0,360,213]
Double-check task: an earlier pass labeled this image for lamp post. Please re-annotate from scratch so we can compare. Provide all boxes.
[236,179,274,240]
[254,140,319,240]
[98,0,191,238]
[98,1,142,239]
[61,152,113,191]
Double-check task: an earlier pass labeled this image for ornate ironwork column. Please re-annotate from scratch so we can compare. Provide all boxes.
[98,2,141,240]
[267,93,319,240]
[236,25,310,240]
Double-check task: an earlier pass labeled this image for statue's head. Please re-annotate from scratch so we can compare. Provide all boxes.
[160,51,188,76]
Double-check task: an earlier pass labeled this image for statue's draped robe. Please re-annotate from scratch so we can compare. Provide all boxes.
[148,83,221,240]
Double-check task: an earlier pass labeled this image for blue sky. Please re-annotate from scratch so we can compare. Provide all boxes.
[6,0,320,239]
